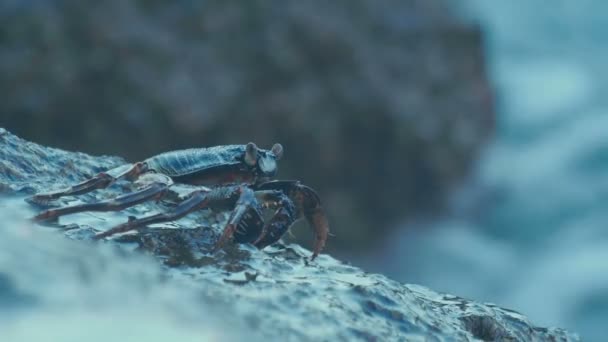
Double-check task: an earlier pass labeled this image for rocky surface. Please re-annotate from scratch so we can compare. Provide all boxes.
[0,0,495,254]
[0,129,577,341]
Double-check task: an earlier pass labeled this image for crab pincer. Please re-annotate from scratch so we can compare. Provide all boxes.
[254,181,330,259]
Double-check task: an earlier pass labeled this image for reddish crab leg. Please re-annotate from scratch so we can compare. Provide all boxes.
[32,182,169,222]
[31,173,114,202]
[93,189,211,240]
[31,162,148,202]
[94,186,260,247]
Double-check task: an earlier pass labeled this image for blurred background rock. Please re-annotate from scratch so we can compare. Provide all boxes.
[0,0,494,257]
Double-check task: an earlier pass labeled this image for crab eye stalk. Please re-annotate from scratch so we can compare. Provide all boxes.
[271,143,283,160]
[245,142,258,166]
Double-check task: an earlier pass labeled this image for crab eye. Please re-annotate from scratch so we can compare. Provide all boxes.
[245,142,258,166]
[258,156,277,175]
[271,143,283,160]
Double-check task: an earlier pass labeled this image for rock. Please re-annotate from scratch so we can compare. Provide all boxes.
[0,129,577,341]
[0,0,495,254]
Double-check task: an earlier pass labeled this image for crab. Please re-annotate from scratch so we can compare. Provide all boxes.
[29,143,329,259]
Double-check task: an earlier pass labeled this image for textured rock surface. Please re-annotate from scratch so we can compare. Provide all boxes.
[0,0,494,253]
[0,129,577,341]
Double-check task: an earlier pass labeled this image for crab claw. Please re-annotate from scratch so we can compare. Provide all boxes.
[298,185,329,259]
[214,186,261,251]
[304,201,329,260]
[255,181,329,259]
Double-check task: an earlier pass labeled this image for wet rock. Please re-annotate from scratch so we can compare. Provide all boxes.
[0,129,577,341]
[0,0,494,254]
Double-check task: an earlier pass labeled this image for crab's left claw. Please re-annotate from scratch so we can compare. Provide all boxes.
[304,201,329,260]
[297,185,329,259]
[255,181,329,260]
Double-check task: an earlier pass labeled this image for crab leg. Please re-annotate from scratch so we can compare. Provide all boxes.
[30,162,148,202]
[93,189,212,240]
[94,186,259,245]
[32,182,169,222]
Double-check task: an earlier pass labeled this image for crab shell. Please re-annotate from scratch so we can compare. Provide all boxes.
[144,143,283,186]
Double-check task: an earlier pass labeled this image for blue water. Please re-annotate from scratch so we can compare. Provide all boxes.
[375,1,608,340]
